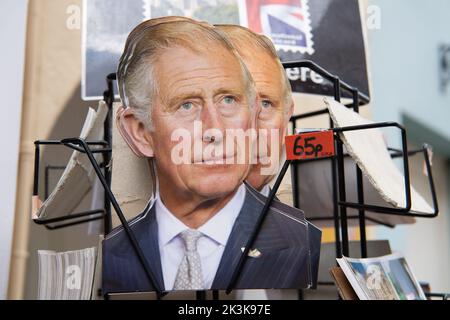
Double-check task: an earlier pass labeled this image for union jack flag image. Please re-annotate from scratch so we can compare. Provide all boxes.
[239,0,314,55]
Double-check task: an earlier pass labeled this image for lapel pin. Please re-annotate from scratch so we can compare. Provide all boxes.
[240,247,262,258]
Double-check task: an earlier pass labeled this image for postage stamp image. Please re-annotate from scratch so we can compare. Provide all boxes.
[239,0,315,55]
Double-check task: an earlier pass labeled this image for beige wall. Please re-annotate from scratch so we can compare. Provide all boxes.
[8,0,100,299]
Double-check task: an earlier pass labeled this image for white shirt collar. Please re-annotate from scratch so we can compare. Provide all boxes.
[260,184,270,197]
[155,184,246,246]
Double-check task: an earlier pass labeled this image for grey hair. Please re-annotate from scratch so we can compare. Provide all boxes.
[215,24,293,115]
[117,18,256,131]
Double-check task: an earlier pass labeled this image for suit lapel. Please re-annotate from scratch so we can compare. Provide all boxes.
[136,204,165,291]
[211,185,262,289]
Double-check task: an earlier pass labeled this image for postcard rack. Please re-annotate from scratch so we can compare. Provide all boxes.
[31,61,441,299]
[281,60,439,261]
[280,61,446,300]
[32,73,115,232]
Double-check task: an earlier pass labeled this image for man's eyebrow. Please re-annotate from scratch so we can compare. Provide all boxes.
[259,93,280,103]
[213,87,244,97]
[165,92,203,109]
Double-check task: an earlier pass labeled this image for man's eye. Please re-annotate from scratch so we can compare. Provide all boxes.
[223,96,236,104]
[261,100,272,109]
[180,102,193,110]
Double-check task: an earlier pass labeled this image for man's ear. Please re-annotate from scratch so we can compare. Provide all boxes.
[116,106,154,157]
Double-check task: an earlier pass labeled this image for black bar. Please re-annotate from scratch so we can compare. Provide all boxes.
[425,292,449,300]
[291,108,330,120]
[226,160,292,294]
[389,147,433,159]
[196,291,206,300]
[331,76,342,258]
[290,102,365,121]
[292,113,303,320]
[282,60,370,104]
[45,164,49,200]
[351,88,367,258]
[103,73,115,235]
[422,145,439,215]
[45,214,105,230]
[33,209,106,231]
[290,120,300,209]
[61,138,163,296]
[33,209,105,225]
[355,142,367,258]
[34,140,64,145]
[35,140,108,146]
[107,72,117,81]
[63,143,111,154]
[308,215,395,228]
[336,136,349,257]
[317,281,336,286]
[33,143,40,196]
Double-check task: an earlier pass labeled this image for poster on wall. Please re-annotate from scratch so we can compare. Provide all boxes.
[82,0,369,100]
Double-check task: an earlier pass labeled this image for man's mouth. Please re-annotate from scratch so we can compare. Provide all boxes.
[193,154,236,164]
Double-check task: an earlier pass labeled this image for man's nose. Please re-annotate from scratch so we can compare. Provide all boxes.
[200,103,224,142]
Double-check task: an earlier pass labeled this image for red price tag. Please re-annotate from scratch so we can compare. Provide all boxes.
[285,130,335,160]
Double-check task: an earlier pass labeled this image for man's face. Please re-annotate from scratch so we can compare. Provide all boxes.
[242,50,291,191]
[149,45,256,201]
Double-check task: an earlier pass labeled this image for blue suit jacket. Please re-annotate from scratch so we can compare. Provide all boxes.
[102,184,321,294]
